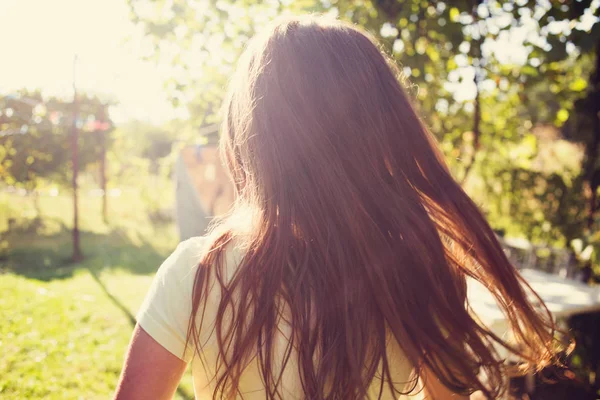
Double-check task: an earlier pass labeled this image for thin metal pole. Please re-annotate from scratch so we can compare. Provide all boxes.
[71,54,82,262]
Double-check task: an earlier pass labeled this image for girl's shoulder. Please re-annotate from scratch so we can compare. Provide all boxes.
[172,233,247,282]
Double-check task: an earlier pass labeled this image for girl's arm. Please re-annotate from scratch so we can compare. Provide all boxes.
[114,325,188,400]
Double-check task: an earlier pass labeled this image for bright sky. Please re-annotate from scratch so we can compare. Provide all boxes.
[0,0,180,124]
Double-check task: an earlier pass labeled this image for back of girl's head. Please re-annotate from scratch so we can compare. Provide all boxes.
[189,16,565,399]
[222,16,422,210]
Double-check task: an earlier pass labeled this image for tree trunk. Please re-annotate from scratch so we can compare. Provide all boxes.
[101,131,108,224]
[461,0,484,185]
[585,39,600,231]
[31,185,41,218]
[588,129,599,231]
[461,70,481,184]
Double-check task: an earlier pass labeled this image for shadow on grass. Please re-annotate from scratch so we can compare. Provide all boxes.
[88,268,194,400]
[89,268,138,326]
[0,220,174,281]
[0,218,194,399]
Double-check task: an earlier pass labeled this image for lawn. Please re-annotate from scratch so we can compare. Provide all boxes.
[0,191,195,399]
[2,191,599,399]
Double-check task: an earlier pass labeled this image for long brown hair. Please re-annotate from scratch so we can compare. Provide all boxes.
[186,16,563,399]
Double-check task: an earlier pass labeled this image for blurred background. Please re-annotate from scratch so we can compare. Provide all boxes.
[1,0,600,399]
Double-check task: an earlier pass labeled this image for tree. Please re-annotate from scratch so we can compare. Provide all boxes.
[0,91,113,261]
[128,0,319,130]
[127,0,599,262]
[0,92,112,190]
[0,92,71,197]
[508,0,600,268]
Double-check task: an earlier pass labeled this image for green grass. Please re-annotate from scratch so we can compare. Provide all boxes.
[0,191,195,399]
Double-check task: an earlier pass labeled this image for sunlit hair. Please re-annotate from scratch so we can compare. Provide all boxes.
[186,16,564,399]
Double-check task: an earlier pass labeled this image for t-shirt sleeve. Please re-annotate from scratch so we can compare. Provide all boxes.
[136,237,205,362]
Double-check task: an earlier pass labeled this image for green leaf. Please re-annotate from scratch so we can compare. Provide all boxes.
[521,65,539,76]
[556,109,569,123]
[426,46,440,62]
[449,7,459,22]
[569,77,587,92]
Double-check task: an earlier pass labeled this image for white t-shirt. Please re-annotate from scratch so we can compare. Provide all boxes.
[137,237,419,399]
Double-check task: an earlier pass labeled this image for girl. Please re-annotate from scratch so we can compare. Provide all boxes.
[115,16,561,399]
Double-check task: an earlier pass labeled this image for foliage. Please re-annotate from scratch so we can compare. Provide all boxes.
[106,120,181,221]
[127,0,320,128]
[0,91,113,191]
[126,0,600,269]
[568,312,600,394]
[502,0,600,267]
[110,120,182,173]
